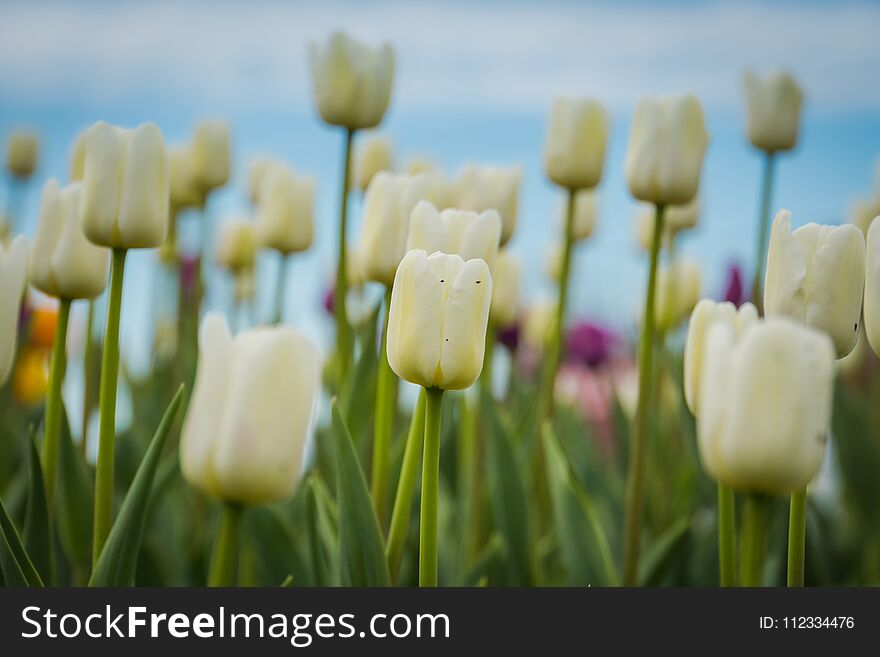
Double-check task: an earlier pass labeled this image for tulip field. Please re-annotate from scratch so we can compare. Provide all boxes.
[2,18,880,593]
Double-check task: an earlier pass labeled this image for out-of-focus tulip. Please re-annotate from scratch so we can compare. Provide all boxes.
[764,209,865,358]
[386,249,492,390]
[13,346,48,406]
[490,249,521,327]
[180,313,321,505]
[456,164,521,246]
[28,305,58,350]
[565,321,615,369]
[255,163,314,254]
[246,156,282,205]
[407,156,438,175]
[569,189,597,242]
[545,243,563,283]
[0,216,9,245]
[850,197,880,237]
[654,260,702,331]
[407,201,501,274]
[80,121,170,249]
[308,32,395,130]
[6,130,39,178]
[30,179,110,300]
[523,300,557,351]
[355,135,393,192]
[215,219,257,274]
[1,235,28,386]
[743,71,804,153]
[723,263,745,307]
[233,268,255,305]
[634,198,699,252]
[69,130,87,182]
[862,216,880,358]
[192,120,231,190]
[168,146,204,211]
[625,94,709,206]
[544,98,608,190]
[683,299,758,415]
[697,317,833,494]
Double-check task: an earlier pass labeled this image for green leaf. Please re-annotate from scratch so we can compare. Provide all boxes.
[245,505,312,587]
[0,495,43,586]
[543,424,618,586]
[332,399,390,586]
[89,385,185,586]
[56,404,94,576]
[23,429,52,584]
[305,474,339,586]
[639,517,691,586]
[340,305,380,462]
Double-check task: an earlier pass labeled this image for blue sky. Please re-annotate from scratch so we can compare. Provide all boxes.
[2,0,880,377]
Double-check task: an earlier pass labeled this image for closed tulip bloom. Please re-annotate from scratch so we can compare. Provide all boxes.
[215,219,257,274]
[192,120,231,190]
[256,164,314,254]
[355,135,393,192]
[683,299,758,415]
[456,164,521,246]
[743,71,804,153]
[634,198,700,252]
[246,156,283,204]
[386,249,492,390]
[490,250,521,327]
[30,179,110,300]
[544,98,609,189]
[523,300,557,351]
[407,201,501,274]
[80,121,170,249]
[862,217,880,357]
[180,313,320,505]
[764,209,865,358]
[169,146,204,211]
[1,236,28,386]
[625,94,709,206]
[233,268,255,305]
[654,260,702,331]
[569,189,597,242]
[69,130,87,181]
[697,317,833,494]
[308,32,395,130]
[6,130,39,178]
[850,197,880,236]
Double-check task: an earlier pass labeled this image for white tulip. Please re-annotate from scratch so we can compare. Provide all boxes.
[69,130,87,182]
[192,120,231,190]
[355,135,393,192]
[0,236,28,386]
[406,201,501,275]
[255,163,314,254]
[5,130,39,178]
[743,70,804,153]
[215,219,257,274]
[862,216,880,358]
[246,156,283,205]
[850,197,880,237]
[523,300,557,351]
[654,260,702,331]
[544,97,609,190]
[168,146,204,211]
[567,189,597,242]
[490,249,521,327]
[455,164,521,246]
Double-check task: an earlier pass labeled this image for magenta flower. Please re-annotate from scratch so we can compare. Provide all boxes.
[565,321,615,368]
[723,262,744,307]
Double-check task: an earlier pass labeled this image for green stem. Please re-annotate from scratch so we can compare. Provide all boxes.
[419,387,444,587]
[273,253,289,325]
[207,503,242,587]
[717,481,737,587]
[81,299,95,455]
[92,247,127,567]
[481,322,495,396]
[622,203,665,587]
[371,286,395,528]
[386,389,426,582]
[41,297,71,507]
[787,488,807,587]
[458,393,480,563]
[334,128,355,382]
[750,152,776,313]
[740,493,769,587]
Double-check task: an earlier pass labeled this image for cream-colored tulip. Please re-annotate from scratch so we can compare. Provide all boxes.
[308,32,395,130]
[192,120,231,190]
[764,209,865,358]
[246,156,283,204]
[357,172,429,286]
[407,156,438,175]
[69,130,87,182]
[862,216,880,358]
[544,97,608,190]
[634,199,698,251]
[180,313,320,505]
[683,299,758,415]
[255,163,314,254]
[233,267,255,305]
[743,70,804,153]
[30,180,110,300]
[545,243,562,283]
[490,250,521,327]
[456,164,521,246]
[850,197,880,237]
[697,317,833,494]
[406,201,501,274]
[355,135,393,192]
[1,236,28,386]
[215,219,257,274]
[168,146,204,211]
[523,300,557,351]
[386,249,492,390]
[568,189,597,242]
[654,260,702,331]
[6,130,39,178]
[625,94,709,206]
[79,121,170,249]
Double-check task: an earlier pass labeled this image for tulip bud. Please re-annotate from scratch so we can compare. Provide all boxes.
[255,163,314,254]
[544,97,609,190]
[69,130,87,182]
[180,313,321,505]
[5,130,39,179]
[568,189,597,242]
[654,260,701,332]
[850,197,880,237]
[545,243,562,283]
[625,94,709,206]
[407,201,501,275]
[355,135,393,192]
[386,249,492,390]
[80,121,170,249]
[743,70,804,153]
[308,32,395,130]
[407,156,438,175]
[863,216,880,358]
[233,268,255,305]
[246,156,283,204]
[30,180,110,300]
[697,317,833,494]
[215,219,257,274]
[764,209,865,358]
[191,120,231,190]
[456,164,521,246]
[634,199,699,251]
[168,146,204,211]
[1,236,28,386]
[523,300,557,351]
[490,250,521,327]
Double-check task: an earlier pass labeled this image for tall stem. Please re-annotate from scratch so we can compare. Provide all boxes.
[81,299,95,454]
[371,286,395,527]
[273,253,289,325]
[92,247,127,567]
[787,488,807,587]
[750,152,776,313]
[419,387,444,587]
[717,482,737,586]
[208,503,242,587]
[622,203,665,586]
[41,297,71,506]
[481,323,495,396]
[334,128,355,382]
[386,389,426,582]
[740,493,769,587]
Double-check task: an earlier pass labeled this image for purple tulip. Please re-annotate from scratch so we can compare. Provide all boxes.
[565,321,615,368]
[723,263,744,307]
[496,322,520,353]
